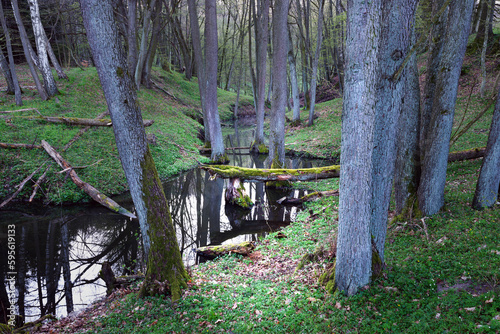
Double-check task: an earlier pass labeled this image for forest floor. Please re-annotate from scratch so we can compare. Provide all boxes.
[2,52,500,333]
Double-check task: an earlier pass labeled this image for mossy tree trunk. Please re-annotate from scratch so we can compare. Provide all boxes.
[80,0,189,300]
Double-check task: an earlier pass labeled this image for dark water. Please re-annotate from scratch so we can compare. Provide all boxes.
[0,119,332,324]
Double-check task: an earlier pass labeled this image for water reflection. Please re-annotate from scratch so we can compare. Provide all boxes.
[0,119,332,323]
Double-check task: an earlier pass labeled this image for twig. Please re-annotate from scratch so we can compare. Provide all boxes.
[56,159,103,173]
[0,163,45,208]
[29,165,49,202]
[420,217,430,241]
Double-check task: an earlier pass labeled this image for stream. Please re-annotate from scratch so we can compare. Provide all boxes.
[0,118,332,324]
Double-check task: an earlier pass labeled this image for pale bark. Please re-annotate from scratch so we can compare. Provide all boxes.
[418,0,474,216]
[80,0,189,300]
[473,87,500,209]
[42,29,68,80]
[307,0,325,127]
[370,0,419,261]
[288,28,301,123]
[268,0,289,168]
[11,0,48,100]
[187,0,209,143]
[27,0,59,97]
[205,0,226,162]
[335,0,380,296]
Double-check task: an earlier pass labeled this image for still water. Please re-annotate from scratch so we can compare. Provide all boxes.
[0,120,332,324]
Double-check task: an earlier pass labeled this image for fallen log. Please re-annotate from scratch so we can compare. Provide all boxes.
[277,190,339,205]
[4,115,154,127]
[0,142,41,149]
[201,164,341,182]
[448,147,485,162]
[196,241,255,259]
[198,146,251,152]
[41,140,136,218]
[0,107,40,114]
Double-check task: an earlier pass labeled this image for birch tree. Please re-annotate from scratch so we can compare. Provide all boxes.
[27,0,59,97]
[80,0,189,300]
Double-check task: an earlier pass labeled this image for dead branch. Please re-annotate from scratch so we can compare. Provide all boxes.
[4,115,154,127]
[0,142,42,149]
[0,107,40,114]
[0,163,45,208]
[277,190,339,205]
[63,111,109,152]
[41,140,136,218]
[29,165,49,202]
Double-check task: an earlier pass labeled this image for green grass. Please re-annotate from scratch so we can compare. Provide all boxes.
[0,66,253,204]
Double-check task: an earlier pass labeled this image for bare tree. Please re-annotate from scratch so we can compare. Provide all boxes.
[307,0,325,126]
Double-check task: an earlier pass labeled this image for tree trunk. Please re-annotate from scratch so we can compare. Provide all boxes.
[479,0,492,97]
[27,0,59,97]
[42,28,68,80]
[127,0,138,75]
[268,0,289,168]
[80,0,189,300]
[418,0,474,216]
[187,0,209,144]
[0,0,21,105]
[288,28,301,124]
[135,0,157,89]
[335,0,381,297]
[472,87,500,209]
[308,0,325,127]
[0,50,15,94]
[205,0,227,163]
[251,0,270,153]
[11,0,48,100]
[370,0,419,261]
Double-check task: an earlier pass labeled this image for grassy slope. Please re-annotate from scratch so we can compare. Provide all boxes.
[0,67,251,204]
[35,55,500,333]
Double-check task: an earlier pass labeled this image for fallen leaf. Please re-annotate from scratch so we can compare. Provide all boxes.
[215,319,223,324]
[464,307,476,312]
[335,302,342,309]
[384,287,398,293]
[486,297,494,303]
[435,313,441,319]
[285,298,292,305]
[255,310,262,315]
[307,297,317,302]
[232,302,238,310]
[436,236,448,244]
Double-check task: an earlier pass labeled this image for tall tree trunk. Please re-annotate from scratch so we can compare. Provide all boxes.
[42,29,68,80]
[251,0,270,153]
[268,0,289,168]
[11,0,48,100]
[418,0,474,216]
[80,0,189,300]
[394,32,421,217]
[307,0,325,127]
[472,87,500,209]
[370,0,419,261]
[205,0,226,162]
[127,0,138,75]
[135,0,157,89]
[27,0,59,97]
[187,0,209,144]
[0,1,21,104]
[0,50,15,94]
[479,0,492,97]
[143,0,163,88]
[288,27,301,124]
[335,0,380,296]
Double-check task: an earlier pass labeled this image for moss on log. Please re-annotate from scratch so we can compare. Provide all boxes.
[200,164,341,182]
[197,241,255,259]
[7,115,154,127]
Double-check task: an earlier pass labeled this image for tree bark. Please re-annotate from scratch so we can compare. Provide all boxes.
[307,0,325,127]
[80,0,189,300]
[0,50,15,94]
[418,0,474,216]
[42,29,68,80]
[135,0,157,89]
[127,0,138,75]
[288,27,301,124]
[335,0,381,297]
[6,115,153,127]
[472,87,500,209]
[268,0,289,168]
[251,0,270,153]
[11,0,48,100]
[0,0,21,105]
[205,0,226,162]
[27,0,59,97]
[187,0,209,144]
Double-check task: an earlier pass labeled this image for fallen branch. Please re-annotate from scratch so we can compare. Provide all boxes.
[196,241,255,259]
[56,159,103,173]
[201,164,341,182]
[41,140,136,218]
[198,146,251,153]
[29,165,49,202]
[151,79,186,105]
[0,107,40,114]
[277,190,339,205]
[5,115,154,127]
[0,142,41,149]
[63,111,109,151]
[448,147,486,162]
[0,163,45,208]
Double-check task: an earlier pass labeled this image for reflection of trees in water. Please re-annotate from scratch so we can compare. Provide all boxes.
[1,210,142,324]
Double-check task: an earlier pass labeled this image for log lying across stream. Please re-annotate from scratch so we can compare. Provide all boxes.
[200,164,341,182]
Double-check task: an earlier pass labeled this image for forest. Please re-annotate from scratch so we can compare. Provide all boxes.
[1,0,500,332]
